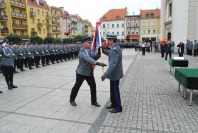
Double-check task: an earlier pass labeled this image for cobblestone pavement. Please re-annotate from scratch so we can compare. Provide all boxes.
[89,51,198,133]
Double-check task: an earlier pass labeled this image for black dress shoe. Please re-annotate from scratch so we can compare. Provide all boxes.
[0,90,3,93]
[20,69,25,71]
[14,71,19,73]
[11,85,18,88]
[70,101,77,106]
[109,108,122,113]
[29,67,33,70]
[92,102,101,107]
[8,86,13,90]
[106,104,113,109]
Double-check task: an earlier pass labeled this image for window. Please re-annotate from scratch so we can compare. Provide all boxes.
[18,10,22,14]
[142,30,145,34]
[136,29,139,34]
[148,30,150,34]
[31,18,34,23]
[20,31,24,36]
[169,3,172,17]
[43,29,45,34]
[128,31,130,35]
[11,8,14,13]
[107,24,110,28]
[19,20,23,25]
[153,21,156,26]
[117,32,119,35]
[117,24,119,28]
[112,32,114,34]
[30,8,33,12]
[37,19,40,23]
[142,22,145,26]
[136,21,139,26]
[132,29,134,34]
[39,29,41,34]
[43,20,44,24]
[122,31,124,36]
[112,24,114,28]
[37,9,40,15]
[46,12,48,16]
[127,21,130,27]
[103,32,105,36]
[31,0,34,2]
[132,21,134,27]
[148,22,150,26]
[153,30,156,34]
[122,23,124,27]
[42,11,44,16]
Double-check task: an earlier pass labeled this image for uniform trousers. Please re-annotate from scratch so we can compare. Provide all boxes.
[110,80,122,111]
[165,52,171,60]
[70,73,97,104]
[1,65,13,86]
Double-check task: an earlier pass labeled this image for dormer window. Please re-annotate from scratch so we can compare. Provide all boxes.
[116,15,120,18]
[151,12,154,17]
[31,0,34,2]
[102,17,106,19]
[146,13,149,17]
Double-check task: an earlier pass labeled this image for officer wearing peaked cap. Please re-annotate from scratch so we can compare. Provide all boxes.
[70,37,107,107]
[1,41,18,90]
[101,33,123,113]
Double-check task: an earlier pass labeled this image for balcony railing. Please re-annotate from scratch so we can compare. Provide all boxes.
[30,12,36,17]
[10,0,26,8]
[21,35,29,39]
[52,21,58,25]
[1,28,9,34]
[31,31,37,37]
[12,12,27,19]
[0,15,8,21]
[51,13,59,18]
[53,30,60,33]
[46,23,51,27]
[12,24,28,29]
[37,23,43,28]
[0,2,6,8]
[46,15,51,19]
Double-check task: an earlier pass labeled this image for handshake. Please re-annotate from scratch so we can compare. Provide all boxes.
[95,62,107,67]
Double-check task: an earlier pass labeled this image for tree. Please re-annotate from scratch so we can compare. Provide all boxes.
[6,34,22,44]
[54,38,62,44]
[44,37,55,44]
[73,35,86,43]
[30,36,43,44]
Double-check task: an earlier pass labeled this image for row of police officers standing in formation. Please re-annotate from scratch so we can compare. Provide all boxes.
[0,41,82,93]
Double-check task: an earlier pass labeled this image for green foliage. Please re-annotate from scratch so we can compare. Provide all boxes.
[54,38,62,44]
[44,37,55,44]
[30,36,43,44]
[63,38,73,44]
[6,34,22,44]
[73,35,86,43]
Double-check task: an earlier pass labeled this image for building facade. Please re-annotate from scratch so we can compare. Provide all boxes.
[99,8,127,41]
[70,14,77,38]
[50,6,60,38]
[125,15,140,42]
[76,15,84,35]
[140,9,161,42]
[60,8,71,39]
[161,0,198,44]
[27,0,51,39]
[0,0,28,40]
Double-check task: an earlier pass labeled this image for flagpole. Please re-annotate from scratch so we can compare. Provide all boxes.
[97,25,104,75]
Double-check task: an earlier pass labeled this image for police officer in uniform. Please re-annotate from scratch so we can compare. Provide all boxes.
[1,41,17,90]
[101,34,123,113]
[70,37,107,107]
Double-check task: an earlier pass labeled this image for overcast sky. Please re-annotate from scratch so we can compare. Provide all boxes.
[46,0,161,26]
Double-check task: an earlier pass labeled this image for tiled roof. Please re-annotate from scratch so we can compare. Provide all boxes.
[140,9,160,19]
[27,0,50,10]
[77,16,83,23]
[100,8,127,21]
